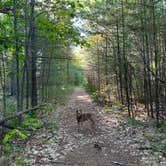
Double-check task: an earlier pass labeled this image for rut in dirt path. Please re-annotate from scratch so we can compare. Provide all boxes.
[22,87,144,166]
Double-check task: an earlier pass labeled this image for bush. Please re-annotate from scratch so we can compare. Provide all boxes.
[22,117,41,131]
[91,91,101,102]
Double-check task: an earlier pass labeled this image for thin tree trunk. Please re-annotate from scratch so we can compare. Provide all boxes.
[97,40,101,92]
[30,0,37,107]
[0,52,6,116]
[13,0,21,114]
[116,20,124,104]
[151,0,160,126]
[105,35,109,85]
[122,0,131,117]
[143,0,154,118]
[24,0,30,109]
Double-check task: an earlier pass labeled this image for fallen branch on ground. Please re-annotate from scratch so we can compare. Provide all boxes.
[1,124,15,129]
[0,104,46,126]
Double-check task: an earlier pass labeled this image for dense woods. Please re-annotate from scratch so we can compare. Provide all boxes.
[0,0,166,165]
[83,0,166,126]
[0,0,84,119]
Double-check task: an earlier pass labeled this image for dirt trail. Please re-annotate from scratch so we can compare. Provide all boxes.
[22,87,145,166]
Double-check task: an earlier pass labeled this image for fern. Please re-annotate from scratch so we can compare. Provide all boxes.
[22,117,41,129]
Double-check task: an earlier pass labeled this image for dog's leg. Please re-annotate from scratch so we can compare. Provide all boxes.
[76,109,81,132]
[79,110,83,128]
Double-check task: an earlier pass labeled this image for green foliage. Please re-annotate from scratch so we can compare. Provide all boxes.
[47,107,54,113]
[112,101,124,107]
[45,122,60,131]
[91,91,102,102]
[91,91,108,104]
[44,140,52,145]
[3,143,12,154]
[22,117,41,131]
[1,98,19,126]
[160,145,166,152]
[68,64,84,86]
[74,72,82,85]
[5,98,17,115]
[152,144,166,154]
[143,133,166,155]
[2,129,27,144]
[110,57,121,72]
[157,124,166,132]
[42,103,58,114]
[127,118,144,127]
[9,119,20,127]
[16,157,29,166]
[144,134,160,143]
[84,78,98,93]
[103,105,110,113]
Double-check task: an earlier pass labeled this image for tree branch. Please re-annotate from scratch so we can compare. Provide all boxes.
[0,104,46,126]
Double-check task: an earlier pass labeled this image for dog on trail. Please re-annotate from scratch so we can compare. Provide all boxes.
[76,109,95,127]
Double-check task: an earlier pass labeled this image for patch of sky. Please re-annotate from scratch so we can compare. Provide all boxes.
[72,17,89,37]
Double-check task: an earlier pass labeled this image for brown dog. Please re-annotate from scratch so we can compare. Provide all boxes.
[76,109,95,127]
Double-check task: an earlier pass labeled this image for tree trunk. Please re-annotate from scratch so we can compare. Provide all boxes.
[30,0,37,107]
[13,0,21,114]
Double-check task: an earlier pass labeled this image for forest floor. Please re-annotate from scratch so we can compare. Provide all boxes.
[9,87,166,166]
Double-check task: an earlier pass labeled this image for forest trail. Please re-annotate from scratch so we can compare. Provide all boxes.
[21,87,145,166]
